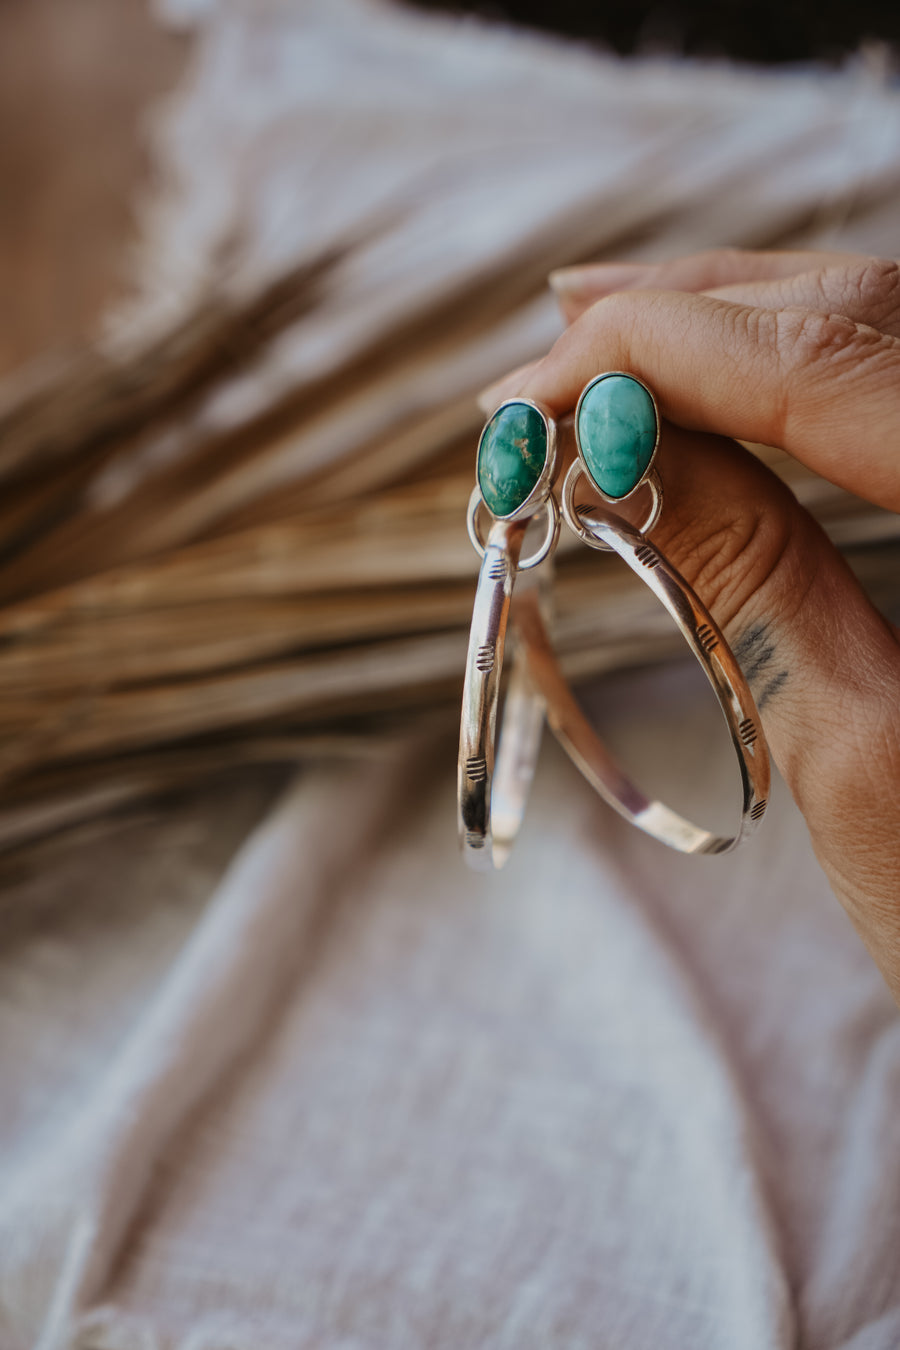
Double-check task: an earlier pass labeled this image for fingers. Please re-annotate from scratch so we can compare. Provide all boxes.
[498,245,900,999]
[592,423,900,1002]
[488,287,900,512]
[703,258,900,338]
[549,246,865,321]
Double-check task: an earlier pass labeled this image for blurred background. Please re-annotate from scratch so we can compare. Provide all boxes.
[0,0,899,855]
[413,0,900,63]
[2,4,900,1347]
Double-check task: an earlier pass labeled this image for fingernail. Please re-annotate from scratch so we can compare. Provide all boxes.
[548,261,648,301]
[476,359,539,415]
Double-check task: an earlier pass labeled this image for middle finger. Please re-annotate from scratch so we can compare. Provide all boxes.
[704,257,900,338]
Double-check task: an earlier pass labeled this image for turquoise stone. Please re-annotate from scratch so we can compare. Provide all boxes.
[577,374,658,499]
[477,401,548,517]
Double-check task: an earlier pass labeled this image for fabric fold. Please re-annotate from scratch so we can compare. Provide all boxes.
[0,744,422,1350]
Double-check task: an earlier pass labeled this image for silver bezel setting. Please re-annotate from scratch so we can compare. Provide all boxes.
[573,371,661,506]
[476,397,558,524]
[514,513,771,855]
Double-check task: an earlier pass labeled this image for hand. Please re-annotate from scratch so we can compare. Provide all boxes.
[480,249,900,1002]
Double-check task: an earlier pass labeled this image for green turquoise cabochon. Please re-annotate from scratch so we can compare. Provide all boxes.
[477,401,549,518]
[576,374,658,500]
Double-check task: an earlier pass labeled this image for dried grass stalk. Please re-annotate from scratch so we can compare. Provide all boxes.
[1,0,899,850]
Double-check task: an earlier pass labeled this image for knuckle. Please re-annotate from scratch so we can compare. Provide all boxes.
[838,255,900,321]
[771,304,896,445]
[774,307,866,373]
[585,288,640,347]
[728,300,767,348]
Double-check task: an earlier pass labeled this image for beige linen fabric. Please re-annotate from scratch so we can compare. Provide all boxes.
[1,666,899,1349]
[1,2,900,1346]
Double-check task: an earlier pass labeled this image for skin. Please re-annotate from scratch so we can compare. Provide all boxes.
[478,249,900,1005]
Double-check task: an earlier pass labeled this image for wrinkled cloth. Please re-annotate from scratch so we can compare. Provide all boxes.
[1,662,898,1350]
[2,1,900,1346]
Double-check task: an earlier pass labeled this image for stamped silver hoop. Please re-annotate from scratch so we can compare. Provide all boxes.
[459,400,561,869]
[517,512,771,854]
[561,461,663,551]
[458,518,550,870]
[467,486,560,572]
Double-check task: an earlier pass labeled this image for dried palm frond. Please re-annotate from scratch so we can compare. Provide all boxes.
[1,0,898,852]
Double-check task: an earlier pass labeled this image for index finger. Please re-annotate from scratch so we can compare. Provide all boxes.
[512,288,900,513]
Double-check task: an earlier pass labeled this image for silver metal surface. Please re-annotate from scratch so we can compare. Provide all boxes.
[562,461,663,549]
[519,508,771,854]
[460,397,562,869]
[573,371,662,505]
[458,518,550,870]
[459,374,768,865]
[467,487,560,572]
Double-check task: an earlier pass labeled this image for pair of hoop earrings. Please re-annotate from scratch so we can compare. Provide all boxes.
[458,372,770,871]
